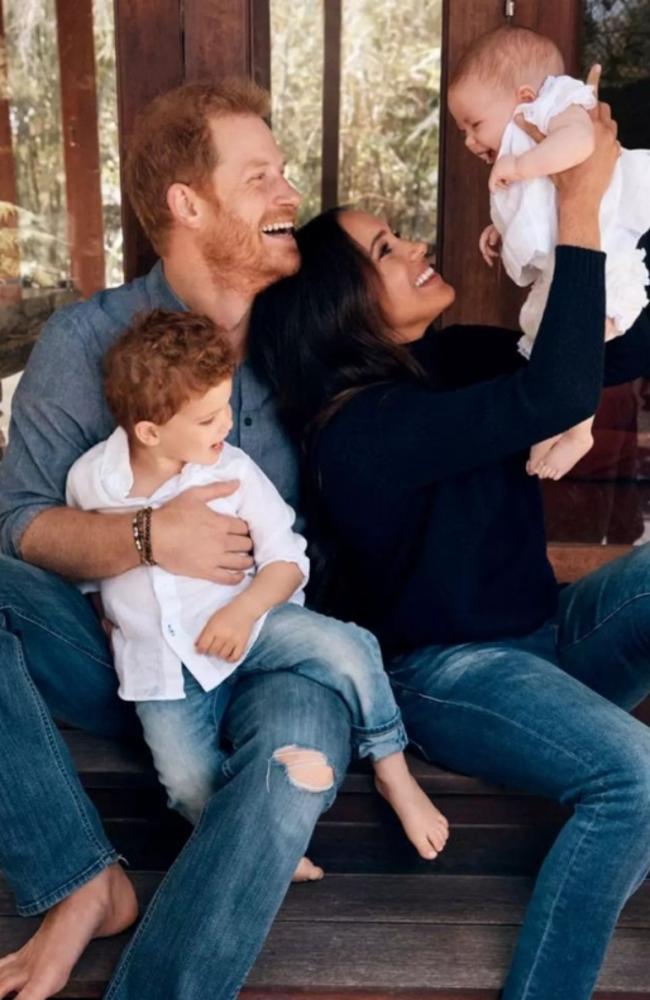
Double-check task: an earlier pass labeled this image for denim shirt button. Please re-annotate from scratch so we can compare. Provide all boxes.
[243,417,253,427]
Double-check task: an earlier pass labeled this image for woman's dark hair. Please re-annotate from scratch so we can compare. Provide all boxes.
[249,207,425,444]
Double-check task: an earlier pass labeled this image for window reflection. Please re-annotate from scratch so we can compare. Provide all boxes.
[543,0,650,545]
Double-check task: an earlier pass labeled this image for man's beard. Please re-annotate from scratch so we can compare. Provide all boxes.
[199,198,298,295]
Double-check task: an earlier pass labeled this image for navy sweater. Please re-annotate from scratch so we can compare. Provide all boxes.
[311,246,650,654]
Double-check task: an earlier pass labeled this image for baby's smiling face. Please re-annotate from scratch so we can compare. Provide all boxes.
[448,75,521,164]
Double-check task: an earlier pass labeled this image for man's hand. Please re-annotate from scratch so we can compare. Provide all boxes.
[488,154,523,192]
[479,224,502,266]
[152,481,254,585]
[195,602,255,662]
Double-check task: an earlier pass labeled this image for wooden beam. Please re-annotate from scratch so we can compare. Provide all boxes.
[251,0,271,93]
[55,0,105,298]
[0,0,20,304]
[114,0,183,281]
[184,0,253,82]
[437,0,582,329]
[321,0,341,212]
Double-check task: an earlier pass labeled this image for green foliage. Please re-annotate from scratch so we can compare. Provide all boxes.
[271,0,442,239]
[583,0,650,85]
[2,0,121,288]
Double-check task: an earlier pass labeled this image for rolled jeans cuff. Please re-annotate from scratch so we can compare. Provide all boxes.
[15,849,122,917]
[352,712,409,761]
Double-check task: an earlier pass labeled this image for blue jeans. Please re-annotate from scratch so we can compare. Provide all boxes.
[0,554,352,999]
[136,603,406,824]
[389,542,650,1000]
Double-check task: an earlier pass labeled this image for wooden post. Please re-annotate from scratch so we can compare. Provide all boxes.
[321,0,341,211]
[437,0,582,329]
[115,0,270,279]
[185,0,253,81]
[55,0,105,297]
[114,0,184,281]
[0,0,20,305]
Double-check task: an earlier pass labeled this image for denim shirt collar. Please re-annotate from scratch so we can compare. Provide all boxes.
[144,260,188,313]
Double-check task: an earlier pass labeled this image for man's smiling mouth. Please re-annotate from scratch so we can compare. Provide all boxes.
[260,221,296,238]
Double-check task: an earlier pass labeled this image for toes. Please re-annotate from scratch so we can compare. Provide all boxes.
[0,971,27,1000]
[292,857,325,883]
[416,839,438,861]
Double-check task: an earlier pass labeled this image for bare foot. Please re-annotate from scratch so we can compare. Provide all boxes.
[526,435,562,477]
[0,864,137,1000]
[375,756,449,861]
[534,430,594,481]
[292,855,324,882]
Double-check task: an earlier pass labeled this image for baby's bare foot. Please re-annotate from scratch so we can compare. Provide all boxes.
[535,431,594,481]
[526,435,561,477]
[292,856,324,882]
[375,767,449,861]
[0,864,137,1000]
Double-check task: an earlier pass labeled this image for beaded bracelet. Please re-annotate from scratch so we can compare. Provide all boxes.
[132,506,156,566]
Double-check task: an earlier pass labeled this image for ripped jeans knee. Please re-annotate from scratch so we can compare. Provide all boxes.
[270,745,335,794]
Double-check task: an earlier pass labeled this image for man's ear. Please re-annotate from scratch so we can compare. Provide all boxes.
[133,420,160,447]
[167,182,202,230]
[517,84,537,104]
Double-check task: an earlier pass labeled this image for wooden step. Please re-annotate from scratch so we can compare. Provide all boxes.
[1,874,649,997]
[64,731,573,876]
[62,731,493,795]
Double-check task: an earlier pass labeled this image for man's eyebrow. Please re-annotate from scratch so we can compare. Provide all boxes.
[370,228,388,256]
[243,158,287,171]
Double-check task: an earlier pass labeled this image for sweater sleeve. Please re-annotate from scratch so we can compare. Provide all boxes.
[415,323,526,387]
[315,245,605,487]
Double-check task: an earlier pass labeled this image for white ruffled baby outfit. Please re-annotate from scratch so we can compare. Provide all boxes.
[490,74,650,358]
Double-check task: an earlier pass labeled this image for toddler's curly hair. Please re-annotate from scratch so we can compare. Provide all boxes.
[104,309,235,430]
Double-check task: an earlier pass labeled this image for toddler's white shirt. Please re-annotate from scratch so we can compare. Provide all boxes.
[491,74,650,343]
[66,427,309,701]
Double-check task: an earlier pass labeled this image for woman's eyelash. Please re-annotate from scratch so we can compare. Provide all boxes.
[378,242,391,259]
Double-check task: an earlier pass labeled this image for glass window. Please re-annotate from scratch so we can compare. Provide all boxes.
[543,0,650,546]
[270,0,442,240]
[0,0,120,449]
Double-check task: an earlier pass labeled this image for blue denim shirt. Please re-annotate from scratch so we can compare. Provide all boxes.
[0,261,300,559]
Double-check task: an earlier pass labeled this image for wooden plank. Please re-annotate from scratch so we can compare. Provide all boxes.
[548,542,632,583]
[113,0,183,281]
[184,0,253,82]
[0,916,648,994]
[55,0,105,298]
[1,871,513,926]
[99,817,559,875]
[2,873,649,927]
[321,0,341,211]
[61,730,502,795]
[0,0,20,303]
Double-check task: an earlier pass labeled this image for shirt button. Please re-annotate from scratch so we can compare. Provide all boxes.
[243,417,253,427]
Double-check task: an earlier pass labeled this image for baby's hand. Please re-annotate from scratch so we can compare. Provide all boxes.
[489,154,522,192]
[479,224,501,267]
[196,604,255,662]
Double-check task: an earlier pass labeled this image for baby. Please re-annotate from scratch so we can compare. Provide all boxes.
[66,309,449,875]
[448,26,650,480]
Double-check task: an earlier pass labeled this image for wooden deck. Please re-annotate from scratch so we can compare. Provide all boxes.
[1,730,649,997]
